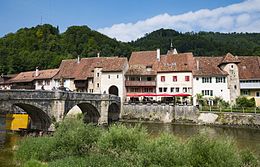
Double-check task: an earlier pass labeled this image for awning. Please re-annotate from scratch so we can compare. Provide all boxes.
[127,93,157,97]
[172,93,191,96]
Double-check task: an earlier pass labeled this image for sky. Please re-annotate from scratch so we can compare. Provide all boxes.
[1,0,260,41]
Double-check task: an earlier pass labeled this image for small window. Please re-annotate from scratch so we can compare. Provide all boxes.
[185,76,190,82]
[242,90,249,96]
[234,85,237,89]
[173,76,177,82]
[175,87,179,92]
[108,75,110,79]
[231,65,234,69]
[196,77,199,81]
[117,75,119,79]
[97,83,99,88]
[256,92,260,97]
[171,87,174,92]
[161,76,165,82]
[183,87,187,93]
[97,73,100,77]
[163,87,167,92]
[159,87,163,92]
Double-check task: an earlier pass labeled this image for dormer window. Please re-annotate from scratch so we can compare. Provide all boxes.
[146,65,152,72]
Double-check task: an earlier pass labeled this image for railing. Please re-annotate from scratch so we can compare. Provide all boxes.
[200,106,260,114]
[240,82,260,89]
[125,80,156,86]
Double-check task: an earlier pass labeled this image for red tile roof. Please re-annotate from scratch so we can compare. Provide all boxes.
[193,57,228,76]
[54,57,128,80]
[10,69,59,83]
[219,53,240,65]
[157,52,194,72]
[238,56,260,80]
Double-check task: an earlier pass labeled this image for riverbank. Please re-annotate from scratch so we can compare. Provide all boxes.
[122,104,260,128]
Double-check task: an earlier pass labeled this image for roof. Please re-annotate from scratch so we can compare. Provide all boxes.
[0,74,18,85]
[126,64,157,76]
[238,56,260,80]
[54,57,128,80]
[157,52,194,72]
[9,69,59,83]
[193,57,228,76]
[219,53,240,65]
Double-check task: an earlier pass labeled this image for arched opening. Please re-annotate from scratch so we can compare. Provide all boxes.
[70,103,100,124]
[108,103,120,124]
[13,103,51,131]
[109,85,119,96]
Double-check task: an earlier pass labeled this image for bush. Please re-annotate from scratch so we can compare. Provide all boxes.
[22,159,47,167]
[236,96,256,107]
[185,135,241,167]
[97,124,147,154]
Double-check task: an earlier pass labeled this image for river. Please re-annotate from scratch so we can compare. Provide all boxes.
[0,123,260,166]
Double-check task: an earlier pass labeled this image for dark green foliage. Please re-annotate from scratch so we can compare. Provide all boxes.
[16,119,259,167]
[1,25,260,75]
[236,96,256,107]
[22,159,47,167]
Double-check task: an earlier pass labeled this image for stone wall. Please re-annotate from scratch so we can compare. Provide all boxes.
[121,104,260,128]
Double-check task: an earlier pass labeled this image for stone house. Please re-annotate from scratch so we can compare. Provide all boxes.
[53,57,129,102]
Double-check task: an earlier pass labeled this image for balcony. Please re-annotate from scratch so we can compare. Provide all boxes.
[125,80,156,87]
[240,82,260,89]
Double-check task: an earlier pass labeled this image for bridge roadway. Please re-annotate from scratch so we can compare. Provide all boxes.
[0,90,121,130]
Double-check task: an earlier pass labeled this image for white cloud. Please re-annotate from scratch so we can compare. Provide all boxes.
[98,0,260,42]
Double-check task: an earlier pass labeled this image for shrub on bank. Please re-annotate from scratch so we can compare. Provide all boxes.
[16,118,259,167]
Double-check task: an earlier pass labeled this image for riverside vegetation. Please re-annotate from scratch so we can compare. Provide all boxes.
[15,118,258,167]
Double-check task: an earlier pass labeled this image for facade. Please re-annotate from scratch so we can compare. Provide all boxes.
[8,68,59,90]
[192,53,240,105]
[238,56,260,106]
[125,50,158,102]
[54,57,129,102]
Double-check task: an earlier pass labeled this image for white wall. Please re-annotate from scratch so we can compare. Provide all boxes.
[156,72,193,94]
[35,79,56,90]
[192,76,230,105]
[101,72,125,102]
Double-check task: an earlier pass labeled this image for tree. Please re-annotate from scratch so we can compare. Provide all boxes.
[236,96,256,107]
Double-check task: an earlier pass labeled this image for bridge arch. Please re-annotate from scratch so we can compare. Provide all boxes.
[108,103,120,123]
[13,103,52,130]
[66,102,100,124]
[109,85,119,96]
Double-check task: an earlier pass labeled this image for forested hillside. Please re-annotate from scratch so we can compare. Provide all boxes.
[0,24,132,74]
[132,29,260,56]
[0,25,259,74]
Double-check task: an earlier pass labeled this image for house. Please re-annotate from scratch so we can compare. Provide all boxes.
[238,56,260,106]
[192,53,241,105]
[0,74,17,90]
[54,56,129,102]
[125,50,158,102]
[156,50,194,104]
[9,68,59,90]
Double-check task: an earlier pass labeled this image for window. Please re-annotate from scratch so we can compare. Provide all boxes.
[108,75,110,79]
[231,65,234,69]
[159,87,163,92]
[188,87,192,93]
[97,83,99,88]
[183,87,187,93]
[196,77,199,81]
[163,87,167,92]
[202,90,213,96]
[216,77,226,83]
[256,92,260,97]
[161,76,165,82]
[46,80,50,85]
[173,76,177,82]
[185,76,190,82]
[234,85,237,89]
[171,87,175,92]
[97,73,100,77]
[242,90,249,96]
[202,77,212,83]
[144,88,153,92]
[117,75,119,79]
[38,80,43,85]
[175,87,180,92]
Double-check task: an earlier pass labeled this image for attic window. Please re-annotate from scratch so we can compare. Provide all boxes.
[146,66,152,72]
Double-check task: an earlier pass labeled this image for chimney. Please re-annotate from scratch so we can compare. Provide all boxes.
[97,52,100,58]
[196,60,199,70]
[35,67,39,77]
[157,49,160,61]
[77,55,80,64]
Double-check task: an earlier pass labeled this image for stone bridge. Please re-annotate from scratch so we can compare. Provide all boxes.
[0,90,121,130]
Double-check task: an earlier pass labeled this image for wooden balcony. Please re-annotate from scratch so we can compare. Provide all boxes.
[125,80,156,87]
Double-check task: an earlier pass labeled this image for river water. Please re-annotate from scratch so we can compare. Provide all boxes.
[0,123,260,166]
